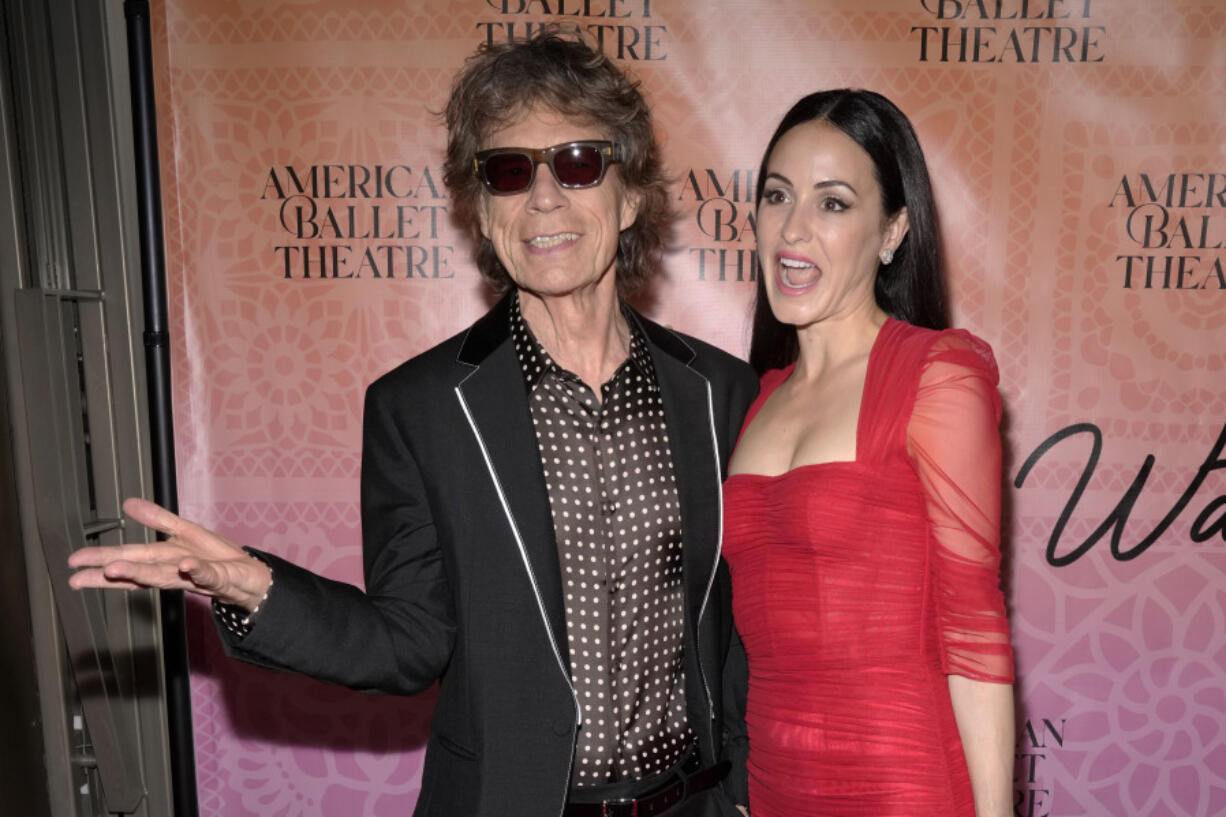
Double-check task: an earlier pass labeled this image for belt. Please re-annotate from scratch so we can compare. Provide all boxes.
[562,758,731,817]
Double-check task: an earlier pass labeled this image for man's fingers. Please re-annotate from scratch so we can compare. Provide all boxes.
[67,498,249,602]
[178,558,225,592]
[122,496,187,538]
[67,569,155,592]
[104,559,184,588]
[68,561,187,591]
[121,497,240,558]
[68,543,183,568]
[67,556,228,600]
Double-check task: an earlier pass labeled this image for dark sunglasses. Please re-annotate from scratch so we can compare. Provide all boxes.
[473,140,623,195]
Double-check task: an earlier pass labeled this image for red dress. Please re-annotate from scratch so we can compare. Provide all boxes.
[722,319,1015,817]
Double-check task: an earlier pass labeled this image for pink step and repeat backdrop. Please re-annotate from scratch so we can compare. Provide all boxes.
[150,1,1225,815]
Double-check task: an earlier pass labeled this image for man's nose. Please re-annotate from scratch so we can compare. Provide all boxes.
[526,160,566,210]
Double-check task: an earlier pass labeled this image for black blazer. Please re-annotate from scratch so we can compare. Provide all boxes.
[220,295,758,817]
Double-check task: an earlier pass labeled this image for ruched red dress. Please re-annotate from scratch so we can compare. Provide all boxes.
[722,319,1015,817]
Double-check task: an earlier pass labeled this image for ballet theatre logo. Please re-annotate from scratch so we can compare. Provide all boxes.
[911,0,1106,63]
[680,168,760,284]
[475,0,669,60]
[260,163,456,281]
[1111,172,1226,292]
[1015,718,1065,817]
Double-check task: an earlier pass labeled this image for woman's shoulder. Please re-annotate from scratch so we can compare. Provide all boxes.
[881,319,998,383]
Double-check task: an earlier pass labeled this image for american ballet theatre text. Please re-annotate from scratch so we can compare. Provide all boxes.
[1112,173,1226,292]
[1015,718,1066,817]
[681,168,760,284]
[262,164,455,280]
[912,0,1105,64]
[476,0,667,60]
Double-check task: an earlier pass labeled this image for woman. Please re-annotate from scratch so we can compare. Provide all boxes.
[721,90,1015,817]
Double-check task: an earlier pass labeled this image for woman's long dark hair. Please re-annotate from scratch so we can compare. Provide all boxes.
[748,90,949,374]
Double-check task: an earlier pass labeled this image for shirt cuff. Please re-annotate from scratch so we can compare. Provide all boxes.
[211,551,273,640]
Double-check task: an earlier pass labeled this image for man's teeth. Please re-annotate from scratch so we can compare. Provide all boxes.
[528,233,579,248]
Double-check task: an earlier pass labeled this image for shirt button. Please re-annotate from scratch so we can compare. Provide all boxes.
[600,500,617,516]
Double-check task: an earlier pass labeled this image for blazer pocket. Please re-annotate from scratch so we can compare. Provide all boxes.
[434,731,480,761]
[417,732,480,816]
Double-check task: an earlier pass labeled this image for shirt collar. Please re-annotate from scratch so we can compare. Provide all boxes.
[509,291,655,392]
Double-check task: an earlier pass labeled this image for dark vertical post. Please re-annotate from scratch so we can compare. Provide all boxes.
[122,2,198,815]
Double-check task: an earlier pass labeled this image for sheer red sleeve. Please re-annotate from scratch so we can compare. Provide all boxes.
[906,332,1014,683]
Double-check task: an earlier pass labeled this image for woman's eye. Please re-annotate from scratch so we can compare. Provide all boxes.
[821,196,848,212]
[763,189,788,204]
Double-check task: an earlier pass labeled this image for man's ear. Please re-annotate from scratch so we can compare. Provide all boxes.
[619,187,642,232]
[477,195,492,240]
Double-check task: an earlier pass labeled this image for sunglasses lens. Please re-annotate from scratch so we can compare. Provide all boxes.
[552,145,604,187]
[483,152,534,193]
[478,143,613,193]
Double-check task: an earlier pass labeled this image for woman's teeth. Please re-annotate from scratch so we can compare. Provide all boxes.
[779,257,818,288]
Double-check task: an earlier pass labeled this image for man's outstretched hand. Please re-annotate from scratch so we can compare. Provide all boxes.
[68,497,272,611]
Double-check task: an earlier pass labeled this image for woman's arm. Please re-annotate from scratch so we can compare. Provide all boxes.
[949,674,1014,817]
[907,331,1016,816]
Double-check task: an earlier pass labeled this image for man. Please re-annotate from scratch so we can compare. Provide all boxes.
[70,32,756,817]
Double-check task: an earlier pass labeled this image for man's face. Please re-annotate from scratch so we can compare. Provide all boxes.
[476,105,641,301]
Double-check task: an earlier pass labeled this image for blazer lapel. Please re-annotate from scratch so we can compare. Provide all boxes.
[455,298,570,675]
[638,318,721,633]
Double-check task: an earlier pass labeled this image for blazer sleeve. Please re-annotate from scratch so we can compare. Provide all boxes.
[216,374,457,694]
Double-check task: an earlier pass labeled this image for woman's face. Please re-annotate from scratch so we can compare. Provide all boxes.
[756,119,908,331]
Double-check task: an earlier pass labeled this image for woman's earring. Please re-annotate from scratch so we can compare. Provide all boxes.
[879,248,894,265]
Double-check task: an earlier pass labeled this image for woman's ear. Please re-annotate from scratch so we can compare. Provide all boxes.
[883,206,910,257]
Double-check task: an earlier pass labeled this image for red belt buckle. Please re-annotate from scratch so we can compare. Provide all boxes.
[601,797,638,817]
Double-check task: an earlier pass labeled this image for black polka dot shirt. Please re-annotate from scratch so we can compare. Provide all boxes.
[510,294,692,786]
